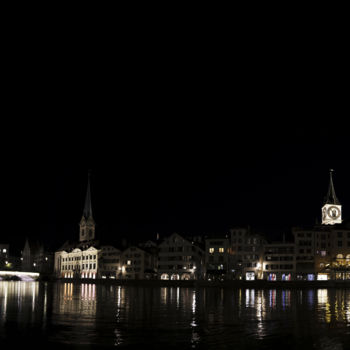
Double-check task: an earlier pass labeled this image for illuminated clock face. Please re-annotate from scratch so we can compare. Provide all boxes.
[327,206,340,219]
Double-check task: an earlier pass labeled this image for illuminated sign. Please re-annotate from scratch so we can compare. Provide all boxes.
[317,274,328,281]
[246,272,255,280]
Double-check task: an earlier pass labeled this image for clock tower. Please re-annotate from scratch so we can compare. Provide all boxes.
[322,169,342,225]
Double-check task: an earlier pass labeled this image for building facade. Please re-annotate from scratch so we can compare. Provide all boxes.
[229,227,266,280]
[262,242,295,281]
[205,236,231,281]
[99,245,121,279]
[158,233,205,280]
[120,246,157,279]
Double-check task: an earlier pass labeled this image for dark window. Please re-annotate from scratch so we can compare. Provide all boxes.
[338,241,343,247]
[338,232,343,238]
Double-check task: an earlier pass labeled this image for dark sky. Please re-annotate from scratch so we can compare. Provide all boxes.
[1,23,349,254]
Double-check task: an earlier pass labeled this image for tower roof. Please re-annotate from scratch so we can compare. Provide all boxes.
[324,169,340,205]
[83,172,94,219]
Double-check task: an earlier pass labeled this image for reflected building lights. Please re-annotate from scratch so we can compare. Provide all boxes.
[161,287,167,305]
[307,290,314,307]
[281,290,291,309]
[245,289,255,308]
[255,291,266,340]
[269,289,276,309]
[191,290,200,347]
[0,282,8,324]
[317,289,331,323]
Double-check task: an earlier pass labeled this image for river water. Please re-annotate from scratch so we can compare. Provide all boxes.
[1,281,350,349]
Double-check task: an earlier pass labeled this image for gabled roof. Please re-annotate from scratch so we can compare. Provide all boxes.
[158,232,192,247]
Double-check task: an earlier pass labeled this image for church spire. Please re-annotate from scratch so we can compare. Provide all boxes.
[324,169,340,205]
[79,171,96,242]
[83,171,93,220]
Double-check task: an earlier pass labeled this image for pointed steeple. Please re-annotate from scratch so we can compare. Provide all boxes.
[79,171,96,242]
[83,171,94,220]
[324,169,340,205]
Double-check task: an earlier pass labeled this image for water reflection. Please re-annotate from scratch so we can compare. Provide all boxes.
[1,283,350,348]
[0,282,41,325]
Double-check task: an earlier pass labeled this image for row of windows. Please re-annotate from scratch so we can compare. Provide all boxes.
[160,246,197,253]
[208,256,225,262]
[265,256,294,261]
[208,247,225,253]
[125,267,141,272]
[125,259,142,265]
[159,256,193,261]
[62,255,96,262]
[299,249,312,254]
[297,232,350,238]
[265,264,294,270]
[158,264,195,270]
[103,258,120,264]
[62,263,96,270]
[124,253,142,258]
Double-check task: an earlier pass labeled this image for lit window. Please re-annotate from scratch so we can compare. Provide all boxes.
[2,249,6,253]
[219,248,224,253]
[209,248,214,253]
[127,260,131,265]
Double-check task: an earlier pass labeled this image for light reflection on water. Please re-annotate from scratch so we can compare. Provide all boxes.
[1,282,350,348]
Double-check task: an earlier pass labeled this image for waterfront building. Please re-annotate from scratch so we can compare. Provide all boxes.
[205,235,231,281]
[262,241,295,281]
[158,233,205,280]
[99,245,121,279]
[120,246,157,279]
[54,174,102,279]
[229,227,266,280]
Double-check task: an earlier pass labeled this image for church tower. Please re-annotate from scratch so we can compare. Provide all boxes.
[79,172,96,242]
[322,169,342,225]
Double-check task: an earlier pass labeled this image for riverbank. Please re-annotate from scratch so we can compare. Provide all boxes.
[53,278,350,289]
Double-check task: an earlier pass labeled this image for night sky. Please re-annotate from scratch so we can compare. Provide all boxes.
[3,120,349,255]
[1,27,348,255]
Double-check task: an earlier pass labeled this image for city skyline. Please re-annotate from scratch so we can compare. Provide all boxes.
[2,126,349,254]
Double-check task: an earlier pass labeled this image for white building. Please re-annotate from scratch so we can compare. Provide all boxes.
[54,173,102,279]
